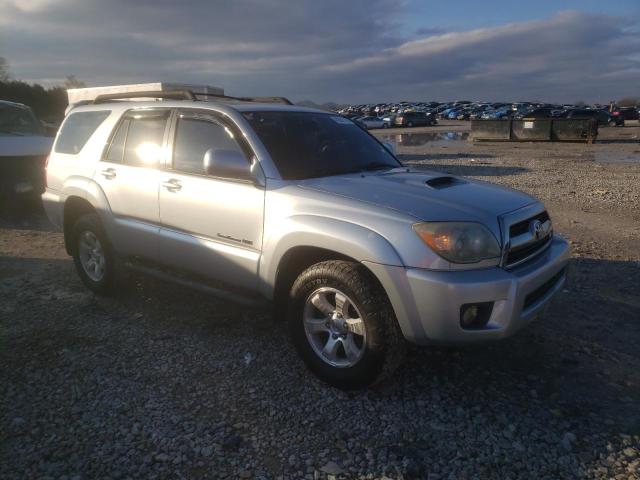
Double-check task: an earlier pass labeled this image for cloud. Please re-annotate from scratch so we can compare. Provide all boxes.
[1,2,638,103]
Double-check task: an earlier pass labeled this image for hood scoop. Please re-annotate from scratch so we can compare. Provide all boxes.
[425,175,463,189]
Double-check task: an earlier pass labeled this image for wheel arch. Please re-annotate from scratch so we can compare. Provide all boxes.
[61,178,114,254]
[272,246,354,309]
[261,215,404,305]
[63,196,98,254]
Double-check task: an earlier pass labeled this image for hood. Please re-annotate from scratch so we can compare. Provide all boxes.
[0,136,53,157]
[299,169,536,232]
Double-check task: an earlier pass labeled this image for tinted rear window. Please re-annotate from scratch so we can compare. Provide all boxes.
[54,111,110,154]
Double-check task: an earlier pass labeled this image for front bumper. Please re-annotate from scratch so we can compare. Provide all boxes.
[364,235,570,345]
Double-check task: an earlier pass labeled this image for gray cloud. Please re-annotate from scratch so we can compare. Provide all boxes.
[1,2,638,103]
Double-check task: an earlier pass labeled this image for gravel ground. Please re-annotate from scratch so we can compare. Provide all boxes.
[1,121,639,479]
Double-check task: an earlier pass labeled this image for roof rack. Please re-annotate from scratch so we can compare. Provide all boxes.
[93,90,196,103]
[230,96,293,105]
[92,90,293,106]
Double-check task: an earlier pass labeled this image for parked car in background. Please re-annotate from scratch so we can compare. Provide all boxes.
[611,107,638,122]
[381,114,396,128]
[395,111,436,127]
[564,109,621,127]
[481,107,514,120]
[514,107,555,119]
[0,100,54,202]
[356,116,387,129]
[336,100,639,126]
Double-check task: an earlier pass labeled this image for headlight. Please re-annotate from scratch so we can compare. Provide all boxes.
[413,222,501,264]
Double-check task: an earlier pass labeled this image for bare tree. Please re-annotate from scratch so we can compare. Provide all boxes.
[0,57,12,82]
[63,75,86,89]
[617,97,640,108]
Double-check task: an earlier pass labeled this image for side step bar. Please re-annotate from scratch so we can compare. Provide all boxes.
[123,261,270,309]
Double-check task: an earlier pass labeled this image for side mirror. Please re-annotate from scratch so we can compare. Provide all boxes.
[203,148,251,179]
[382,141,396,154]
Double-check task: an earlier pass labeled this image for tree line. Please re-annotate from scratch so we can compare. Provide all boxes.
[0,57,85,123]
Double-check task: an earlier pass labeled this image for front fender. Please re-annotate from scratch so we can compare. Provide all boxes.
[259,214,403,298]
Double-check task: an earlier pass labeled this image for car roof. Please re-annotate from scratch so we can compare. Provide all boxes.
[0,99,31,110]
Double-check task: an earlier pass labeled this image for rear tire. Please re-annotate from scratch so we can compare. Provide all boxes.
[71,213,116,295]
[288,260,405,389]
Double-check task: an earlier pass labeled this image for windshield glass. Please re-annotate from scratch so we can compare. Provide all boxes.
[242,111,400,180]
[0,104,43,136]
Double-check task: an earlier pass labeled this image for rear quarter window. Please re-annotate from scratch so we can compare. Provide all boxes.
[54,110,111,154]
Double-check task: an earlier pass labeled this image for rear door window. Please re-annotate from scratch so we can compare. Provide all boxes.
[54,110,111,154]
[122,111,169,168]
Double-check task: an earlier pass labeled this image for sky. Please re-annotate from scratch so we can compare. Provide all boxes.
[1,0,639,104]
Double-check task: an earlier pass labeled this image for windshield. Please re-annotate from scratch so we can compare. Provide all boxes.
[0,104,44,136]
[242,111,400,180]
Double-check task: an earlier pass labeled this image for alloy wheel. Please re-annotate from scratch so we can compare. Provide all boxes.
[302,287,367,368]
[78,231,106,281]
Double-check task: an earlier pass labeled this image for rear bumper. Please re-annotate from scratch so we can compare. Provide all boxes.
[365,235,570,345]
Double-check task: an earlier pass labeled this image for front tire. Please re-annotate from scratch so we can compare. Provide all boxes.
[288,260,405,389]
[71,213,116,295]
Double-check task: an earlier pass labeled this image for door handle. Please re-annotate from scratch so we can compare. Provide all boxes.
[162,178,182,192]
[100,168,116,180]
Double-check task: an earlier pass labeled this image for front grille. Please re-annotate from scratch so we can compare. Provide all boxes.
[506,236,551,265]
[509,211,549,237]
[524,268,565,310]
[503,209,552,268]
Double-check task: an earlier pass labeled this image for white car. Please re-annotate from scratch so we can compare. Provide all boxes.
[0,100,53,199]
[356,116,387,129]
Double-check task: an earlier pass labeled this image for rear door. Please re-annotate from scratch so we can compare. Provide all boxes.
[94,109,170,259]
[157,109,265,290]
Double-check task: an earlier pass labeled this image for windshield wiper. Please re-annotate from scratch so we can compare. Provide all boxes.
[307,167,357,178]
[359,162,397,172]
[303,162,398,180]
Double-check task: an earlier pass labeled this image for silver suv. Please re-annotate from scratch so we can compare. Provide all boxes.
[43,89,569,389]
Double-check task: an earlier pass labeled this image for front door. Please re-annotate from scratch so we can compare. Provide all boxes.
[94,109,170,259]
[158,109,265,290]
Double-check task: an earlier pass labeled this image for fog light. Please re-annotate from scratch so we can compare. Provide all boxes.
[461,305,478,326]
[460,302,494,329]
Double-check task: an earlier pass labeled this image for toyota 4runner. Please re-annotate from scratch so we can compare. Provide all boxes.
[43,87,569,389]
